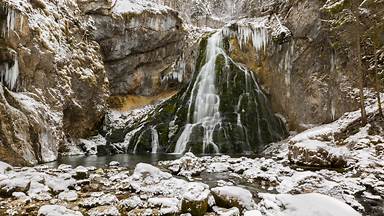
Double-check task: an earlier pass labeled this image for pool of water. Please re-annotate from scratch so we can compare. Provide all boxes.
[45,153,183,168]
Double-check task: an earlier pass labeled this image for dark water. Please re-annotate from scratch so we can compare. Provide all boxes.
[45,153,183,168]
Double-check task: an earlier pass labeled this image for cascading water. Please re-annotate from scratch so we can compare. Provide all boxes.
[110,18,288,155]
[175,32,223,154]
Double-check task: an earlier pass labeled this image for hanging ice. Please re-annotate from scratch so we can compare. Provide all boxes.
[1,58,19,90]
[2,8,16,37]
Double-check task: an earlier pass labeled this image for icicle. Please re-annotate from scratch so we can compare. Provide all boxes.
[1,57,19,90]
[3,8,16,37]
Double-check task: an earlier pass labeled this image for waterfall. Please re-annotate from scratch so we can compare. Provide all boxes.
[174,20,271,154]
[174,31,223,154]
[116,18,288,155]
[151,127,159,154]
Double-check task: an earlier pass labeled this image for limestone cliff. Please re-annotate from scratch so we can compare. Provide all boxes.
[0,0,108,165]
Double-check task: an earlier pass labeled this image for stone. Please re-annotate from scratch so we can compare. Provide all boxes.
[73,166,89,180]
[58,190,78,202]
[119,196,144,211]
[181,183,210,216]
[211,186,256,212]
[109,161,120,167]
[212,206,240,216]
[37,205,83,216]
[80,193,119,208]
[288,140,348,168]
[89,205,120,216]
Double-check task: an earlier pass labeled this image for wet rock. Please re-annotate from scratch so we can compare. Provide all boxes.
[288,140,348,168]
[37,205,83,216]
[89,205,120,216]
[211,186,256,212]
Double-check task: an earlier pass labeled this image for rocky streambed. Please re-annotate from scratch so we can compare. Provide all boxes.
[0,146,383,216]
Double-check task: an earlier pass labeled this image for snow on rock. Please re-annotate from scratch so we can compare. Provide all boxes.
[211,186,256,211]
[258,193,361,216]
[58,190,78,202]
[78,135,106,156]
[181,182,210,215]
[288,140,349,168]
[80,192,119,208]
[73,166,89,180]
[88,205,120,216]
[119,196,144,211]
[244,210,262,216]
[0,161,12,174]
[38,205,83,216]
[212,206,240,216]
[112,0,171,15]
[109,161,120,167]
[159,152,205,178]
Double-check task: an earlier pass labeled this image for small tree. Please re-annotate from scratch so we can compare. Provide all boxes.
[351,0,367,124]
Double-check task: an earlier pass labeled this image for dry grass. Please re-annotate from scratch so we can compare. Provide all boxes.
[108,91,177,112]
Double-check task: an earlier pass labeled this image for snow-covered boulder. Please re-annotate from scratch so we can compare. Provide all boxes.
[80,192,119,208]
[58,190,78,202]
[211,186,256,212]
[73,166,89,180]
[212,206,240,216]
[0,161,12,174]
[258,193,361,216]
[119,196,144,211]
[181,182,210,216]
[288,140,348,168]
[161,152,205,178]
[88,205,120,216]
[38,205,83,216]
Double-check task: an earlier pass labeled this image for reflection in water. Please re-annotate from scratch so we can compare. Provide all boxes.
[46,154,183,169]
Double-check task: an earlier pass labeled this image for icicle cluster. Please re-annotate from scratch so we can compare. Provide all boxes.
[2,7,16,37]
[222,19,269,52]
[0,58,19,90]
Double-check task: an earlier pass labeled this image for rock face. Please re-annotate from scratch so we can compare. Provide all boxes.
[104,21,288,155]
[83,0,186,96]
[0,0,108,165]
[150,0,384,131]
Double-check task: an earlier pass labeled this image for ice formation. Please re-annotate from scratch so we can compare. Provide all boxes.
[0,57,19,91]
[2,7,16,37]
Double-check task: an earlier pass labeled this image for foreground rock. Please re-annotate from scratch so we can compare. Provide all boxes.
[211,186,256,212]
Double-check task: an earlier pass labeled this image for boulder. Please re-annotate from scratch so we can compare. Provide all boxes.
[38,205,83,216]
[89,205,121,216]
[288,140,348,168]
[211,186,256,212]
